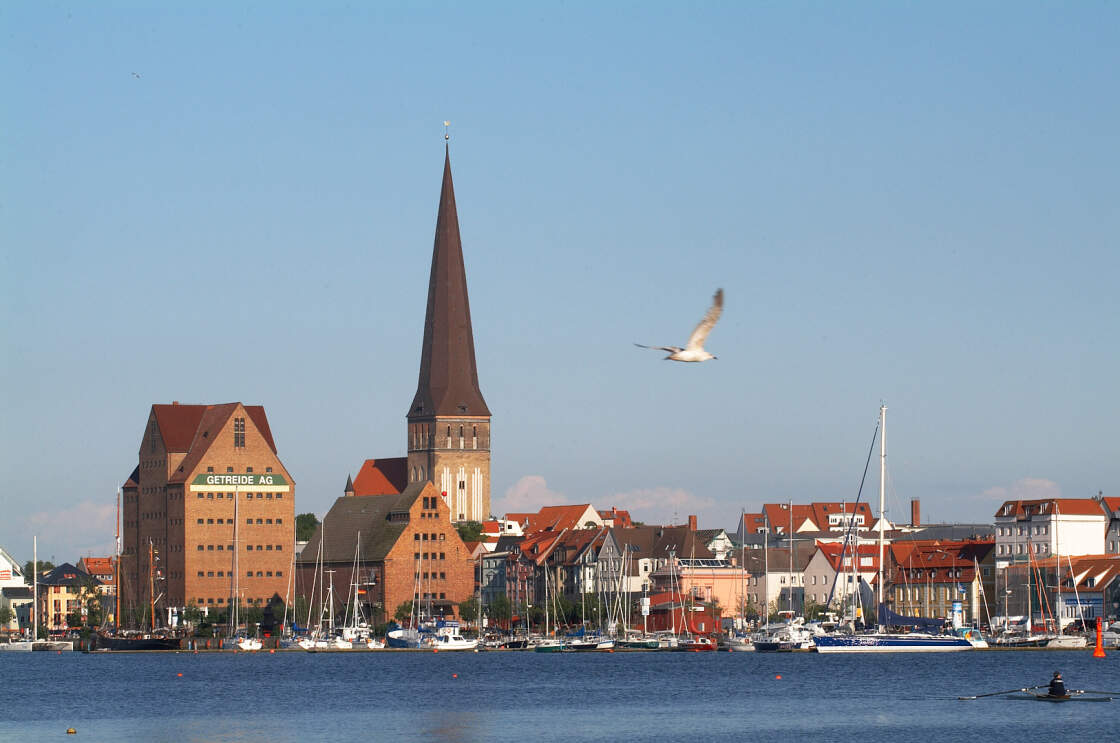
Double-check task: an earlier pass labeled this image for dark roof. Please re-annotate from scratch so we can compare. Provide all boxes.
[296,482,429,565]
[123,465,140,489]
[407,146,490,419]
[1,586,32,598]
[344,474,354,495]
[610,525,716,563]
[39,563,96,587]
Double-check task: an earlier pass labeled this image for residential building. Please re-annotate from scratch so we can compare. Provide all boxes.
[0,547,31,634]
[406,146,492,523]
[1099,494,1120,554]
[1014,554,1120,626]
[885,539,995,626]
[122,401,295,626]
[802,541,882,613]
[37,563,98,633]
[993,498,1107,567]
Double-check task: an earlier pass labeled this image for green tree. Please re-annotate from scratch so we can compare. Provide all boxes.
[458,597,480,623]
[487,594,512,625]
[24,560,55,579]
[394,600,414,625]
[803,598,827,622]
[0,606,14,627]
[455,521,484,542]
[295,513,320,542]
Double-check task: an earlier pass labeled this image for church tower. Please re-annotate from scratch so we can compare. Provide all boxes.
[407,145,491,522]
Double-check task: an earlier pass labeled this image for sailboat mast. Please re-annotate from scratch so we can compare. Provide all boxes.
[32,536,37,641]
[148,540,156,630]
[115,489,121,630]
[877,404,886,627]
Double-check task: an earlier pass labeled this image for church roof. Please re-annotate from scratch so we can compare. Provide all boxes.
[296,483,429,565]
[408,146,490,419]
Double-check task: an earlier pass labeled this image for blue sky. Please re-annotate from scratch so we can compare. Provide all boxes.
[2,2,1117,564]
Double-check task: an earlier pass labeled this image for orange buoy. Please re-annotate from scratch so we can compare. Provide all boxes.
[177,673,183,677]
[775,674,782,680]
[1094,617,1107,658]
[452,673,458,679]
[66,728,76,735]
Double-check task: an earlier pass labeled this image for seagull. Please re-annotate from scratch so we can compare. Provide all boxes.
[635,288,723,362]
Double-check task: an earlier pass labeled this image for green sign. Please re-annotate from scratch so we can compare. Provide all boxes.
[191,473,289,487]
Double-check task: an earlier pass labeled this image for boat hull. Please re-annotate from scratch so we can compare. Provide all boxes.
[94,635,180,651]
[814,634,972,653]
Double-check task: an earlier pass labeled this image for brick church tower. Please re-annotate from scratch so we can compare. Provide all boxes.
[406,145,491,523]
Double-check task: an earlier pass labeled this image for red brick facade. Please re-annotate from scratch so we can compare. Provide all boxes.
[122,402,295,626]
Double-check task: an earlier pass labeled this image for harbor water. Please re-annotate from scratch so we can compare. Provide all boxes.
[1,649,1116,742]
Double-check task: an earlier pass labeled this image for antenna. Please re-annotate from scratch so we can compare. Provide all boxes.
[444,120,450,141]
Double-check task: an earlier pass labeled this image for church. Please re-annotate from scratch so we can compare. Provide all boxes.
[296,144,490,622]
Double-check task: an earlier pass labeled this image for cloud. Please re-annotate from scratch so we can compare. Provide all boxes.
[978,477,1062,503]
[605,486,714,526]
[26,500,118,559]
[493,475,568,516]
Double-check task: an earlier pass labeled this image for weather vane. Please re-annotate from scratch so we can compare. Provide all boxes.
[444,120,450,141]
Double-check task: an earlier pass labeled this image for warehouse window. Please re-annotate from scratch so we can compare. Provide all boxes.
[234,417,245,447]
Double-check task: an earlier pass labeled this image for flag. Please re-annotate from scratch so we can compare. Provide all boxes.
[957,582,967,594]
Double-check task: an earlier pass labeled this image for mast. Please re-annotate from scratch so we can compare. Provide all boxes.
[877,404,886,631]
[788,500,794,615]
[115,489,121,631]
[148,539,156,631]
[32,536,37,641]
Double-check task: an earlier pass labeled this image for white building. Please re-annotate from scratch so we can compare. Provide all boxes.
[993,498,1107,567]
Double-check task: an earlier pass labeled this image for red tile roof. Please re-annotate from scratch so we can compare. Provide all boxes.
[521,505,598,535]
[762,504,816,533]
[994,498,1107,519]
[352,458,408,496]
[166,403,281,483]
[739,513,768,534]
[598,507,633,528]
[1102,497,1120,515]
[809,502,874,529]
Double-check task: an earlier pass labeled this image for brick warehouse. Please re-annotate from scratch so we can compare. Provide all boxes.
[296,480,475,625]
[121,402,295,625]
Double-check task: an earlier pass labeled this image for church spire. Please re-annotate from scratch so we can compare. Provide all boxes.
[409,146,490,418]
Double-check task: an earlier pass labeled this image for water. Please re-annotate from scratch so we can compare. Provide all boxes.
[1,649,1116,742]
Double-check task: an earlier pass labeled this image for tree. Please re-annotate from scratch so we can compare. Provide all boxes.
[394,600,414,625]
[295,513,320,542]
[455,521,484,542]
[458,597,479,624]
[0,606,14,627]
[487,594,512,625]
[24,560,54,579]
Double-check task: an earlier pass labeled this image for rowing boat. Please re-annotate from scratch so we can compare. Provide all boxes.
[1007,692,1112,703]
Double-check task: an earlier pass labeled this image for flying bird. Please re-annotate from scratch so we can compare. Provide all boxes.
[635,288,723,362]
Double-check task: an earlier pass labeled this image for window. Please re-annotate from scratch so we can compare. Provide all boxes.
[197,519,204,524]
[217,545,224,551]
[234,417,245,447]
[247,571,253,577]
[207,545,214,551]
[277,518,283,524]
[256,571,263,577]
[414,534,419,541]
[227,466,234,473]
[256,518,263,524]
[266,467,272,473]
[207,466,214,473]
[247,518,253,524]
[197,571,204,577]
[277,571,283,577]
[266,545,273,551]
[198,494,204,499]
[276,545,283,551]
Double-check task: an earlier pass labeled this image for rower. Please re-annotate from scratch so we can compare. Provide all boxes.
[1048,671,1067,697]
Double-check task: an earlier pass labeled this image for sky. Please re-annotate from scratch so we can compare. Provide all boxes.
[2,2,1117,565]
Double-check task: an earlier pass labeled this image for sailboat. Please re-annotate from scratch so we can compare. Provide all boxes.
[814,405,974,653]
[1046,516,1088,649]
[534,565,568,652]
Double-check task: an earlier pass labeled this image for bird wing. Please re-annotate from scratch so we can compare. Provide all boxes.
[685,288,723,350]
[635,343,682,353]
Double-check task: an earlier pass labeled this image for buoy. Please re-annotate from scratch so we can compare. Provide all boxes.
[452,673,458,679]
[1094,617,1107,658]
[433,649,438,653]
[66,728,76,735]
[775,674,782,680]
[177,673,183,677]
[270,649,275,654]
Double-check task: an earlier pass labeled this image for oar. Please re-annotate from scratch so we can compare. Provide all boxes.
[958,686,1042,700]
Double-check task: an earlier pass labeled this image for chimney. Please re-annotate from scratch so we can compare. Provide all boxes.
[172,401,179,405]
[911,498,921,527]
[688,515,697,531]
